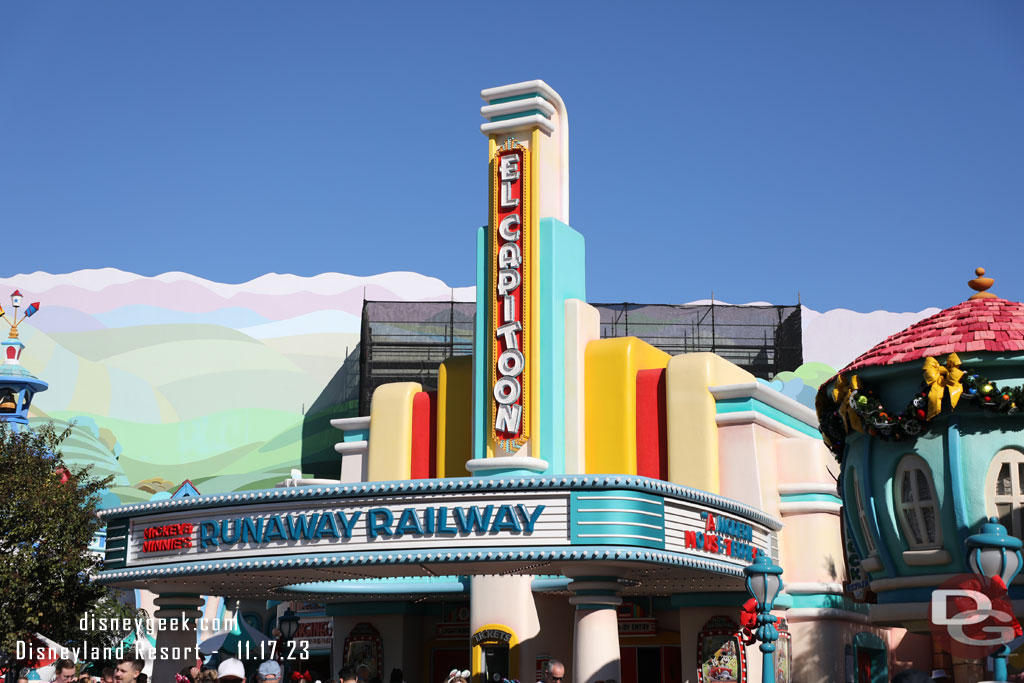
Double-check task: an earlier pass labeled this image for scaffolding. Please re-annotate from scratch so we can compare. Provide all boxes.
[338,300,802,416]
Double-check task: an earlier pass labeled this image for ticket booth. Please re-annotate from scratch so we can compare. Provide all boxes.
[471,625,517,683]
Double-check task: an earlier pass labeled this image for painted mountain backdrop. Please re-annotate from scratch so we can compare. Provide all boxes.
[7,269,937,506]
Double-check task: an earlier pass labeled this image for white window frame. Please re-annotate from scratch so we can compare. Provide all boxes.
[894,454,942,550]
[849,468,878,556]
[986,448,1024,539]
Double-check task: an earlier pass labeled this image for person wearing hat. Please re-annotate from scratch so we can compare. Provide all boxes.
[930,671,951,682]
[217,659,246,683]
[256,662,281,683]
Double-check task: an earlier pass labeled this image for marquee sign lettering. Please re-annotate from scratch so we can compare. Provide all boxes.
[197,503,546,548]
[123,492,567,566]
[491,139,529,448]
[141,522,195,552]
[110,484,778,573]
[682,511,759,563]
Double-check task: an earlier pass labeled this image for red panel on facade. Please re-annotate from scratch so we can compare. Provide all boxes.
[636,368,668,479]
[411,391,437,479]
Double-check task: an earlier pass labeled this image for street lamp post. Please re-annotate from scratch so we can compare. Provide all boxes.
[965,516,1023,682]
[744,553,784,683]
[278,609,300,680]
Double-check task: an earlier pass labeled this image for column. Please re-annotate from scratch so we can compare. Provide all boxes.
[470,575,540,681]
[567,577,623,683]
[151,593,204,683]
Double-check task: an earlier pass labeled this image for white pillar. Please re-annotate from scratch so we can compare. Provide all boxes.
[470,575,540,680]
[567,578,623,683]
[151,594,204,683]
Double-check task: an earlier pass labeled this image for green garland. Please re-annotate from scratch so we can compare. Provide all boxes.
[818,368,1024,457]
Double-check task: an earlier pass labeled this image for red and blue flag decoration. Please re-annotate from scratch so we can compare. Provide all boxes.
[23,302,39,318]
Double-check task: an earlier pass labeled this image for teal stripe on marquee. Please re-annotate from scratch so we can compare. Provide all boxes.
[570,490,665,549]
[572,496,663,513]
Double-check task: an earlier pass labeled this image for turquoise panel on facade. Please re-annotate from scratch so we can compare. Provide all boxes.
[488,93,548,105]
[778,493,843,504]
[570,489,665,549]
[714,397,820,437]
[538,218,586,475]
[789,592,870,615]
[343,429,369,443]
[491,109,550,122]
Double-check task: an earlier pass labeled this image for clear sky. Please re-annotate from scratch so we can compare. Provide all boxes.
[2,2,1022,312]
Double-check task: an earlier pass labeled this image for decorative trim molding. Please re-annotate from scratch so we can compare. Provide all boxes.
[709,383,819,427]
[861,554,884,573]
[481,115,555,137]
[778,501,842,516]
[334,441,368,455]
[902,549,952,567]
[481,97,556,121]
[465,456,549,474]
[777,483,839,496]
[95,544,757,584]
[330,416,370,431]
[715,411,810,439]
[98,475,784,531]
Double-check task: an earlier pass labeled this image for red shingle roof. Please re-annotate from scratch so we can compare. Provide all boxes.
[840,297,1024,374]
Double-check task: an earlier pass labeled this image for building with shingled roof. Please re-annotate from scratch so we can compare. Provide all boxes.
[817,268,1024,681]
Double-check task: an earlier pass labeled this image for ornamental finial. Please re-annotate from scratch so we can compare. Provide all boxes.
[968,267,996,300]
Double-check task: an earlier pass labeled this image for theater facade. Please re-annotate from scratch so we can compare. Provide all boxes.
[97,81,925,683]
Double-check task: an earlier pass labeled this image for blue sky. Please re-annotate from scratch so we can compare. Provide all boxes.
[2,2,1022,312]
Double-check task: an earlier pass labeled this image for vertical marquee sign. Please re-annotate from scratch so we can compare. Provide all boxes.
[491,139,530,451]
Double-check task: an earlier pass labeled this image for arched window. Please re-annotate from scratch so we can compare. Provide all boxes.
[848,468,877,556]
[894,455,941,549]
[986,449,1024,538]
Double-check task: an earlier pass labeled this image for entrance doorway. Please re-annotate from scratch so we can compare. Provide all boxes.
[432,648,467,683]
[853,632,888,683]
[620,646,681,683]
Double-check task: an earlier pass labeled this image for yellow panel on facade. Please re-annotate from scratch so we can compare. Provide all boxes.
[437,355,473,477]
[366,381,421,482]
[584,337,670,474]
[665,353,754,494]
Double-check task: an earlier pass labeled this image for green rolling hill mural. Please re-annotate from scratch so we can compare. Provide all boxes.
[5,268,934,509]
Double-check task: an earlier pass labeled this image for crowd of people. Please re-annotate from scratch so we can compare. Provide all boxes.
[21,653,598,683]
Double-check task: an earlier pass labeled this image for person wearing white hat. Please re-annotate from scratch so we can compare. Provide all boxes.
[931,671,951,682]
[217,660,246,683]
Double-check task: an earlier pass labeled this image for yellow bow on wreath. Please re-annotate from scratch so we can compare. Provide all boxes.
[923,353,964,420]
[832,373,864,433]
